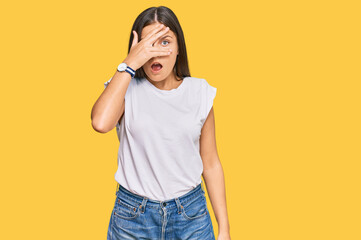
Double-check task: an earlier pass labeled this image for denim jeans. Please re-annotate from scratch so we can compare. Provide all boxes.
[107,181,216,240]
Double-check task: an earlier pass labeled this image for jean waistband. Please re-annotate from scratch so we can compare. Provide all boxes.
[115,181,205,211]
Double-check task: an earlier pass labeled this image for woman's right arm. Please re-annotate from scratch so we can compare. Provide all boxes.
[91,24,172,133]
[91,61,135,133]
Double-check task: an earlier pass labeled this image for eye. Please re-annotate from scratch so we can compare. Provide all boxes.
[161,40,170,46]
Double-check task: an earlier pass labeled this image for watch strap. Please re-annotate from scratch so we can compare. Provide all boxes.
[125,66,135,78]
[117,63,136,78]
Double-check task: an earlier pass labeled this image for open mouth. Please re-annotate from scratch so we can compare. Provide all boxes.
[151,62,163,73]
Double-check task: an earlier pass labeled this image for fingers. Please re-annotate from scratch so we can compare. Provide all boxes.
[149,46,172,53]
[150,50,173,57]
[150,48,173,57]
[148,26,170,46]
[131,30,138,47]
[149,42,172,53]
[142,24,165,42]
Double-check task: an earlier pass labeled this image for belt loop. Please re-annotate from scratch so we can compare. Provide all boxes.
[201,180,205,193]
[174,198,183,214]
[140,197,148,213]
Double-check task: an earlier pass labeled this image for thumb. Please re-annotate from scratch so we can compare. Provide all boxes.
[131,30,138,47]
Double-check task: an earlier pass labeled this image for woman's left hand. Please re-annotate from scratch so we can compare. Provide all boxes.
[217,231,231,240]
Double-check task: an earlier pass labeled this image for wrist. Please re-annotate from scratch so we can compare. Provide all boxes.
[219,230,231,238]
[123,59,137,71]
[218,222,230,233]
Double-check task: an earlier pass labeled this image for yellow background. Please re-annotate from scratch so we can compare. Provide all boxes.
[1,0,360,239]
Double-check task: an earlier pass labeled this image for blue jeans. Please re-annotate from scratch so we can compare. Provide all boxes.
[107,181,216,240]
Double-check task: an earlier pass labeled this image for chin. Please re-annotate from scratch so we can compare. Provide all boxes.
[145,70,171,81]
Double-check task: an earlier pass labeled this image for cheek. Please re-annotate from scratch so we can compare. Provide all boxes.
[167,45,178,58]
[170,44,178,53]
[163,55,177,68]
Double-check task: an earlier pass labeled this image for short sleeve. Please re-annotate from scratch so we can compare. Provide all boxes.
[200,79,217,126]
[104,77,112,89]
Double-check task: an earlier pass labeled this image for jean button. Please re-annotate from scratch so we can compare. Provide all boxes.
[162,202,167,207]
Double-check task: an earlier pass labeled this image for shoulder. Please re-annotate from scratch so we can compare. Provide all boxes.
[185,76,204,83]
[188,77,217,125]
[186,76,216,93]
[185,76,214,90]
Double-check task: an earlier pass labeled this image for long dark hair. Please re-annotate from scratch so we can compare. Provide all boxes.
[128,6,191,80]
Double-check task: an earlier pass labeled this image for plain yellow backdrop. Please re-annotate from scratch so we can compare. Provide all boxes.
[1,0,360,239]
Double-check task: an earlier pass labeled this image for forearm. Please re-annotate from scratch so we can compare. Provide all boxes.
[91,70,131,133]
[202,161,230,233]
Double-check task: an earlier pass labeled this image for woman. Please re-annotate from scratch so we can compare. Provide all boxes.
[91,6,231,240]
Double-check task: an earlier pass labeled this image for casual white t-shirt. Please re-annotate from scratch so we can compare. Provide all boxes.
[104,76,217,201]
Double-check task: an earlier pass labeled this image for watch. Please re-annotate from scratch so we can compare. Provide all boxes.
[117,62,136,78]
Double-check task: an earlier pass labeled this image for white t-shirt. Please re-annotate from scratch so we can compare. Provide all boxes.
[104,76,217,201]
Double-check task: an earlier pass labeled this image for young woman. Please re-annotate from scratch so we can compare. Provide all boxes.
[91,6,231,240]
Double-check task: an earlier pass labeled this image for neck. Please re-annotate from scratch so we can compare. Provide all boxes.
[146,73,183,90]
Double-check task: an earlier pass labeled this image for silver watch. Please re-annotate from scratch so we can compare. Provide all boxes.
[117,62,135,78]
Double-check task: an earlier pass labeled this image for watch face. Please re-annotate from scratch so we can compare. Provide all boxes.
[118,63,127,71]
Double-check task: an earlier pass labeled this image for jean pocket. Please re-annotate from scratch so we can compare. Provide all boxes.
[113,195,140,220]
[181,194,208,220]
